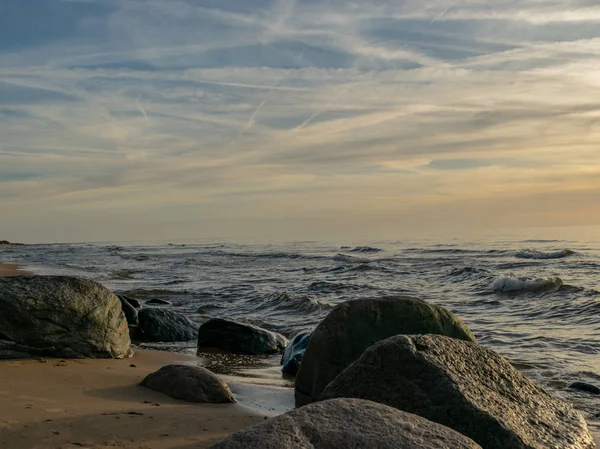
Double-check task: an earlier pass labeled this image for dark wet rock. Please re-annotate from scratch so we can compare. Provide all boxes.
[145,298,172,306]
[118,295,139,326]
[138,308,198,342]
[294,296,476,406]
[281,331,310,377]
[117,294,142,309]
[320,334,595,449]
[0,276,132,359]
[208,398,482,449]
[197,318,288,355]
[140,364,235,403]
[128,325,143,341]
[569,382,600,395]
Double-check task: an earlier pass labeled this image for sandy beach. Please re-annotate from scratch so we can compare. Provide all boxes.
[0,264,288,449]
[0,263,598,448]
[0,349,274,449]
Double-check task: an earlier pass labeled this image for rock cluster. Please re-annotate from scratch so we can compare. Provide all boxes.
[294,296,476,406]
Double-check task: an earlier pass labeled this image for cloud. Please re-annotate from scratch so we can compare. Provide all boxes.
[2,0,600,241]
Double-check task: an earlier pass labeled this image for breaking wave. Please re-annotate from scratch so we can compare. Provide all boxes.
[348,246,383,253]
[515,249,575,260]
[491,276,564,293]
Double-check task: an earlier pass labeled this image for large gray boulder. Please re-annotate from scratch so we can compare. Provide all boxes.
[138,307,198,342]
[320,334,595,449]
[208,398,482,449]
[140,364,235,403]
[0,276,132,359]
[294,296,476,406]
[197,318,288,355]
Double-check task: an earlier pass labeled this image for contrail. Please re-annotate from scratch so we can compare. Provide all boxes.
[244,100,266,131]
[296,86,351,130]
[136,98,148,120]
[429,6,453,25]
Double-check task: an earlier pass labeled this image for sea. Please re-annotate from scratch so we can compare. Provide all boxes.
[1,226,599,428]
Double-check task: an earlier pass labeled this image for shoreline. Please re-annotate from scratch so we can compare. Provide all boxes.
[0,262,294,448]
[1,262,598,447]
[0,262,31,277]
[0,349,285,449]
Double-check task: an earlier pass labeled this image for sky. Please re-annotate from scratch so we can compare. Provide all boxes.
[1,0,600,243]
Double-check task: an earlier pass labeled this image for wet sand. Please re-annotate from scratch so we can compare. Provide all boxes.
[0,350,276,449]
[0,262,30,277]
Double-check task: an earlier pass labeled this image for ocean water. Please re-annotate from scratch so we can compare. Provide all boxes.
[2,228,599,426]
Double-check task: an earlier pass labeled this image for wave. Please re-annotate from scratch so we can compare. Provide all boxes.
[515,249,575,260]
[348,246,382,253]
[497,262,541,269]
[121,288,186,297]
[118,254,150,261]
[308,281,364,293]
[110,269,140,279]
[491,276,563,293]
[521,239,565,243]
[249,292,334,315]
[447,266,492,277]
[332,254,370,263]
[404,248,482,254]
[195,250,325,261]
[197,303,229,314]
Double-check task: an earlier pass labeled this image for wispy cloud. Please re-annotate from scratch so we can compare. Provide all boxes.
[1,0,600,241]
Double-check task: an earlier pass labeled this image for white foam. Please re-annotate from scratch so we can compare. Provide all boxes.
[515,249,575,260]
[492,276,563,292]
[332,254,370,263]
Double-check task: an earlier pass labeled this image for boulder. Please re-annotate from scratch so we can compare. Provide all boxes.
[138,308,198,342]
[281,331,311,377]
[197,318,288,355]
[128,325,144,341]
[117,294,142,309]
[118,295,139,326]
[208,398,481,449]
[294,296,476,406]
[140,364,235,403]
[146,298,172,306]
[568,382,600,395]
[320,334,595,449]
[0,276,132,359]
